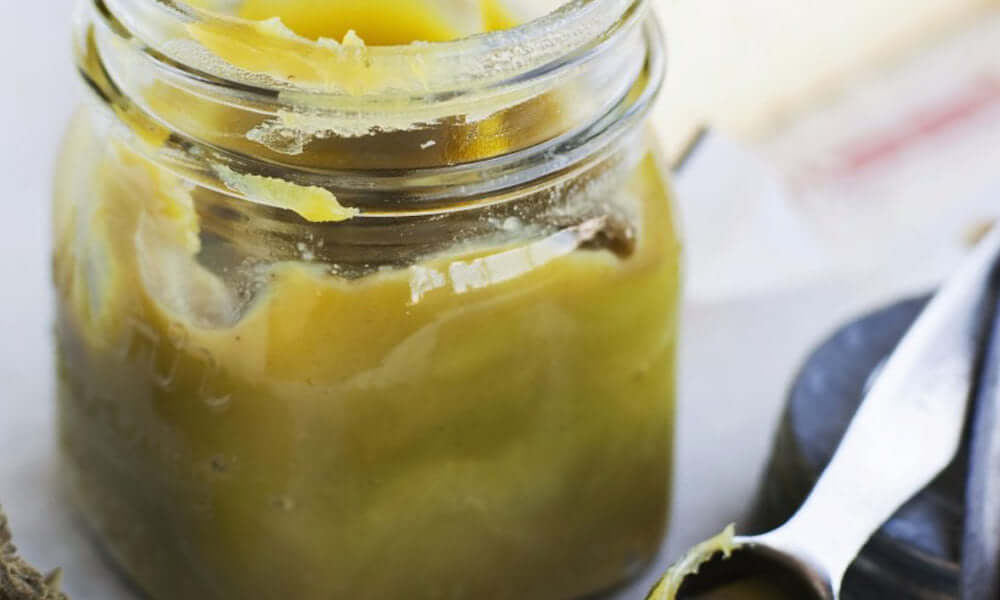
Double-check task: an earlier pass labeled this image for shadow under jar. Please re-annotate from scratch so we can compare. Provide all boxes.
[52,0,682,598]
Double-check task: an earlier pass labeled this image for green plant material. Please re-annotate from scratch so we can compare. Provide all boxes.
[0,507,68,600]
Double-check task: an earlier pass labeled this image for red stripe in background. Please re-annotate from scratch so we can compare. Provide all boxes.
[833,76,1000,177]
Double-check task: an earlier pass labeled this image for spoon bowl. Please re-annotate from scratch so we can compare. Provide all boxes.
[674,540,831,600]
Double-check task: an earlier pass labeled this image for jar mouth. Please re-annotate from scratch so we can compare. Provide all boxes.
[82,0,663,212]
[101,0,644,97]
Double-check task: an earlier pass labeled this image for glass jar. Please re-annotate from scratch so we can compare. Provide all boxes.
[52,0,682,598]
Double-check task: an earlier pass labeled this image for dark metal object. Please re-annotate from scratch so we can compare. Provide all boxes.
[962,292,1000,600]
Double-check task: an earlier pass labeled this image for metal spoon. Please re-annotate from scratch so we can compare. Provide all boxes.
[659,226,1000,600]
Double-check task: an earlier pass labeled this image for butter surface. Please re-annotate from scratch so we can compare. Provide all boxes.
[187,0,519,90]
[238,0,464,44]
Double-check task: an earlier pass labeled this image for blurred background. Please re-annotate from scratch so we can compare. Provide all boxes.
[1,1,999,597]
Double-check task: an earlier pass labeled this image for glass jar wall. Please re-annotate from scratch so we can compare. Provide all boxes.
[52,1,682,598]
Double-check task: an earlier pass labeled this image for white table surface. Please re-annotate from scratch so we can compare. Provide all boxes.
[0,3,942,599]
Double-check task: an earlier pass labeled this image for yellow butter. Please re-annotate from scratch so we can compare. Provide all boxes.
[214,165,358,223]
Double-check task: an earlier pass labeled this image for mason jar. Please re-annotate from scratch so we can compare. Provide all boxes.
[52,0,682,598]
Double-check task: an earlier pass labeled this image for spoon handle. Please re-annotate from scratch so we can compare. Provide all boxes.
[763,228,1000,589]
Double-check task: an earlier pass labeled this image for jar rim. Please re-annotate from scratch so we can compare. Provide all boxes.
[99,0,646,98]
[80,0,664,211]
